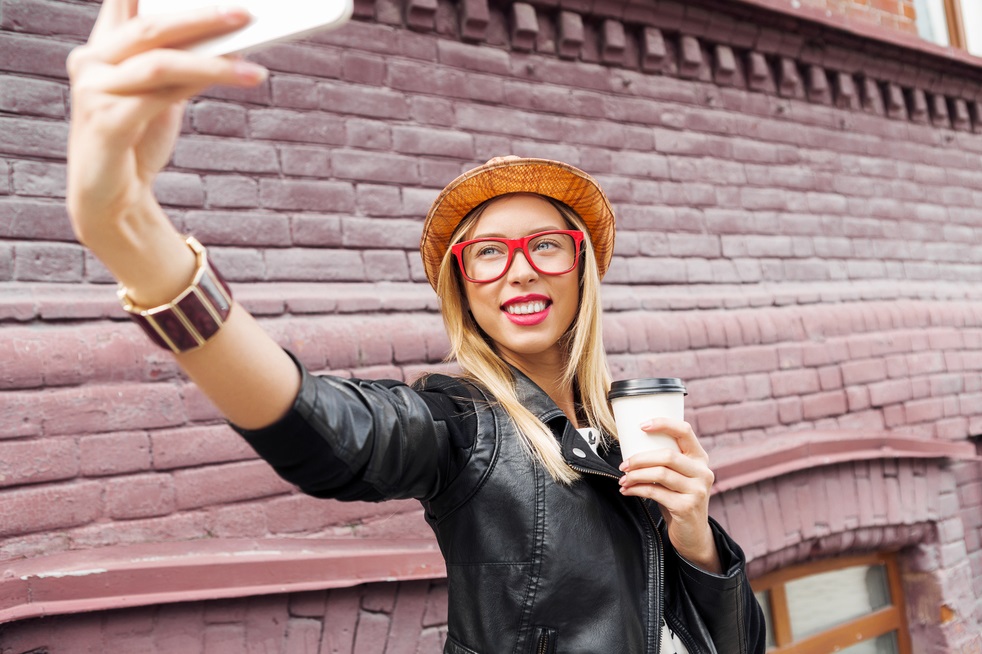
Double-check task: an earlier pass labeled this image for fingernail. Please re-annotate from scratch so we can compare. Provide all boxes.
[233,61,268,82]
[220,6,252,23]
[619,462,628,471]
[639,420,653,430]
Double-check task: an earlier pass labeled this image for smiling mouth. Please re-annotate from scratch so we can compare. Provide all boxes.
[503,300,550,315]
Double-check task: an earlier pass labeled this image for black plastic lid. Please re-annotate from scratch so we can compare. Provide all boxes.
[607,377,687,400]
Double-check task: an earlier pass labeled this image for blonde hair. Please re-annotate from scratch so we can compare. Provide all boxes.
[434,194,616,484]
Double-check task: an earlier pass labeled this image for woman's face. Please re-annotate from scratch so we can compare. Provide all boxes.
[460,194,580,369]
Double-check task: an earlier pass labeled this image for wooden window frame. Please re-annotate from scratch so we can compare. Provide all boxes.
[943,0,967,50]
[751,552,913,654]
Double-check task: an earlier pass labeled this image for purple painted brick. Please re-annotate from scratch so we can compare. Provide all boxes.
[13,242,83,282]
[319,81,410,119]
[331,151,420,185]
[410,97,456,127]
[0,32,75,79]
[250,42,343,78]
[342,217,420,247]
[260,179,355,212]
[154,172,205,207]
[191,101,247,137]
[0,75,66,118]
[291,214,344,247]
[266,248,365,281]
[184,211,291,247]
[173,138,280,173]
[345,118,392,150]
[280,145,333,177]
[11,160,65,198]
[363,250,410,281]
[80,431,151,477]
[557,11,584,59]
[392,126,474,158]
[271,77,319,110]
[354,184,403,217]
[249,108,345,145]
[342,51,387,85]
[0,116,69,158]
[106,473,176,519]
[204,175,259,208]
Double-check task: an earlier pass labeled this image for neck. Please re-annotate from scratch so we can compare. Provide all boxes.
[500,351,578,427]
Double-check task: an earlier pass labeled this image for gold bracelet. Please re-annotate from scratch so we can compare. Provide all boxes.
[117,236,233,354]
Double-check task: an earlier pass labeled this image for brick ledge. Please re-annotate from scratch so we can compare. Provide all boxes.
[0,538,444,626]
[2,280,979,323]
[710,430,979,494]
[726,0,982,70]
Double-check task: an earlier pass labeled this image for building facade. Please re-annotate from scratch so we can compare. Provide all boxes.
[1,0,980,651]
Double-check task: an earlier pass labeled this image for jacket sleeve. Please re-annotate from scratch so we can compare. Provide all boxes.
[232,352,478,503]
[663,517,767,654]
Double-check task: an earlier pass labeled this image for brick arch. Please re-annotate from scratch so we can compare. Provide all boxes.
[745,521,934,579]
[706,432,975,578]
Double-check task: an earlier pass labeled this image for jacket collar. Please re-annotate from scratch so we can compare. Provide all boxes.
[509,366,624,476]
[509,365,567,424]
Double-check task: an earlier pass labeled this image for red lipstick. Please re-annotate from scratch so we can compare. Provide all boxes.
[501,294,551,326]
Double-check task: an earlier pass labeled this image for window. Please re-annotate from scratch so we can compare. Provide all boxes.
[914,0,982,56]
[751,553,913,653]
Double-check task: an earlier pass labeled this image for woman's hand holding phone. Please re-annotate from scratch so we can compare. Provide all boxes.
[66,1,268,305]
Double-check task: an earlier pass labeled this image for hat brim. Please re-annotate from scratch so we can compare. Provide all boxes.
[420,158,615,289]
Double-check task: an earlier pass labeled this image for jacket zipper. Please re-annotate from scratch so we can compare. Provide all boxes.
[569,463,662,654]
[642,502,665,654]
[534,627,556,654]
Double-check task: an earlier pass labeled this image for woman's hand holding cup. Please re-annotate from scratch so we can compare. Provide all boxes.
[611,379,721,573]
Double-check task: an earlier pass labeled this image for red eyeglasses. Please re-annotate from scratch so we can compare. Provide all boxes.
[451,230,585,283]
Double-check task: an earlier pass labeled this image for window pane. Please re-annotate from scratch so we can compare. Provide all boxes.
[963,1,982,56]
[754,590,777,649]
[785,564,891,639]
[915,0,951,46]
[838,631,900,654]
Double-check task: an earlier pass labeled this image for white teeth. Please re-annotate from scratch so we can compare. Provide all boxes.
[505,301,547,315]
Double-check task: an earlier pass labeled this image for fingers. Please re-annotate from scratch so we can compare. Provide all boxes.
[618,464,713,523]
[80,3,252,74]
[89,0,138,43]
[639,418,708,460]
[619,454,714,496]
[94,6,252,65]
[618,418,713,506]
[105,49,267,94]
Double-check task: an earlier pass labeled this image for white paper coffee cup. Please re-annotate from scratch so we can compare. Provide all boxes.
[608,378,687,461]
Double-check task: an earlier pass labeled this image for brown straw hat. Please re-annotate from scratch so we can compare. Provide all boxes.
[420,156,616,289]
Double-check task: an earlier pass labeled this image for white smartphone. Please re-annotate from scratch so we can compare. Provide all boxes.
[138,0,354,57]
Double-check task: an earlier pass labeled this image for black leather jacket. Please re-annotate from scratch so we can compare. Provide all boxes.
[236,359,766,654]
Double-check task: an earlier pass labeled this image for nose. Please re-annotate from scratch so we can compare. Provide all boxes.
[506,249,538,284]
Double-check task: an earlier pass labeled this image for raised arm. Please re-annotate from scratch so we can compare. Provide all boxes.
[67,0,299,429]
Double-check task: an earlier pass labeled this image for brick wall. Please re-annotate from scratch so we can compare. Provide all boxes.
[0,579,449,654]
[2,0,982,651]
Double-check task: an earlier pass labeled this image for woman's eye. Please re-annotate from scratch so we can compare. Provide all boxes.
[532,238,559,251]
[476,243,505,257]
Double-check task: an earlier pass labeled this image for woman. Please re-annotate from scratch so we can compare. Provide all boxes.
[66,2,765,652]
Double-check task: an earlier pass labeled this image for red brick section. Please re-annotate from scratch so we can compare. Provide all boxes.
[2,0,982,650]
[748,0,920,36]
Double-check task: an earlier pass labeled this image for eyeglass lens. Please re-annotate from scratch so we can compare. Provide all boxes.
[461,232,577,282]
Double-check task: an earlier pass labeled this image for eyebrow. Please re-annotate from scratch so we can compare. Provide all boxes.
[470,226,564,239]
